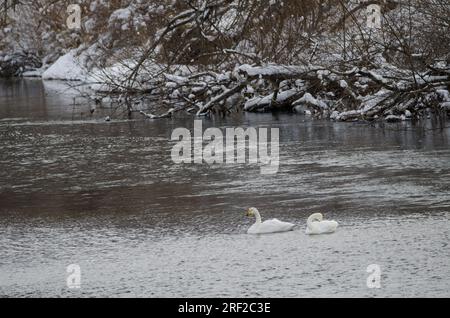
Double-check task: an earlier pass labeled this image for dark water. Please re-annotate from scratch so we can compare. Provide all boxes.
[0,79,449,297]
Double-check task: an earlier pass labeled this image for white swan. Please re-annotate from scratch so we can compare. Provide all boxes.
[305,213,338,235]
[246,207,295,235]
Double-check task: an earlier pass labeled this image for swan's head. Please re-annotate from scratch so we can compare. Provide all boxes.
[308,212,324,223]
[246,207,259,217]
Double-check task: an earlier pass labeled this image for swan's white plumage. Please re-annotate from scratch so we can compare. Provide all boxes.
[246,208,295,235]
[305,213,338,235]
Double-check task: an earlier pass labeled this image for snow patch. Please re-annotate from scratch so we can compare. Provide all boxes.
[42,50,88,81]
[293,93,328,109]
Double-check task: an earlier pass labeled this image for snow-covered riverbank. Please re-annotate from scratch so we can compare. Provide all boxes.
[3,48,449,124]
[1,1,449,122]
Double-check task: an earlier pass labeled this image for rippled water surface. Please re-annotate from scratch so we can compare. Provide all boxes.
[0,79,449,297]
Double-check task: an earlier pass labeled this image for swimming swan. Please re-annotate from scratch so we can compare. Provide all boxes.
[305,213,338,235]
[246,207,295,235]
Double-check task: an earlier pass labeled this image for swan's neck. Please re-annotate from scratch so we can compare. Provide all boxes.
[253,210,262,225]
[307,213,323,228]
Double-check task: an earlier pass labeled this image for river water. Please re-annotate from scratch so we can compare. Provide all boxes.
[0,79,449,297]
